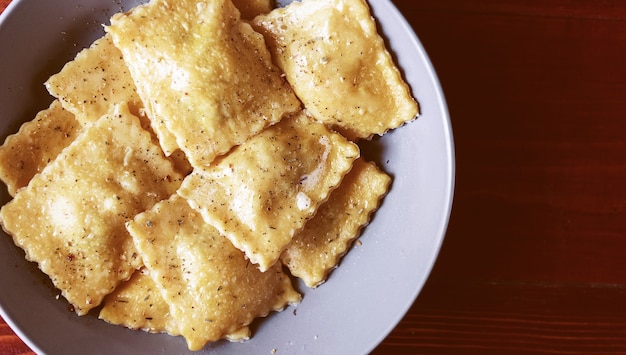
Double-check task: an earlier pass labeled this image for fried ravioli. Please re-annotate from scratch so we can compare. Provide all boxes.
[253,0,418,140]
[178,111,360,272]
[0,103,183,315]
[282,158,391,288]
[126,194,300,350]
[106,0,301,168]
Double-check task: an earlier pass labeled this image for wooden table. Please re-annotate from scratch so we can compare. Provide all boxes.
[3,0,626,353]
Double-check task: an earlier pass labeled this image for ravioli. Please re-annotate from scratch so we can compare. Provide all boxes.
[44,33,184,159]
[0,100,80,196]
[99,268,180,335]
[252,0,419,140]
[126,194,300,350]
[45,34,144,127]
[178,111,360,272]
[106,0,301,168]
[0,103,183,315]
[281,158,391,288]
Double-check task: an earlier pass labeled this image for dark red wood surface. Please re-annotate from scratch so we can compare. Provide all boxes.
[3,0,626,354]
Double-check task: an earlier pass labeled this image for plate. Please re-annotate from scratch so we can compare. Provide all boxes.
[0,0,454,354]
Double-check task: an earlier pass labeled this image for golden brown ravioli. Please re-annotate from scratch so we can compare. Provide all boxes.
[0,100,80,196]
[106,0,301,168]
[45,34,144,126]
[127,194,300,350]
[281,158,391,288]
[100,267,251,342]
[178,111,360,272]
[99,268,180,335]
[253,0,419,140]
[0,103,183,315]
[44,33,184,159]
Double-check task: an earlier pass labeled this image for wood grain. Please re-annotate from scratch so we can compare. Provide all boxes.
[375,1,626,353]
[3,0,626,354]
[0,317,34,355]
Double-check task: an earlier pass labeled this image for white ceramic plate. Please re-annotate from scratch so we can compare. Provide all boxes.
[0,0,454,354]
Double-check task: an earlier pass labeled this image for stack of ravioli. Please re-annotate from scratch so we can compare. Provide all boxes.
[0,0,418,351]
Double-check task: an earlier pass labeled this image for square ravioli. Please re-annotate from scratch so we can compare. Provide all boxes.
[45,34,144,127]
[126,194,300,351]
[178,111,360,272]
[0,103,183,315]
[281,158,391,288]
[0,100,80,196]
[45,33,182,157]
[100,268,251,342]
[252,0,419,140]
[106,0,301,168]
[99,268,180,335]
